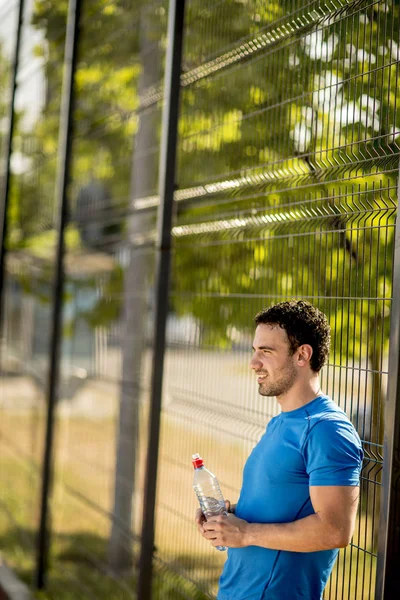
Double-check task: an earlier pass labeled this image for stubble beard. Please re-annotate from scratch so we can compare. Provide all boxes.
[258,359,298,397]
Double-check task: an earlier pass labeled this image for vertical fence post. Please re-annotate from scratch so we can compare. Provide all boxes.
[375,162,400,599]
[137,0,186,598]
[35,0,81,589]
[0,0,25,336]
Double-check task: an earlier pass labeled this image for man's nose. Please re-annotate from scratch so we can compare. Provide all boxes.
[250,354,262,370]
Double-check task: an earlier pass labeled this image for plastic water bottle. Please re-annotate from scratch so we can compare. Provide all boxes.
[192,453,227,551]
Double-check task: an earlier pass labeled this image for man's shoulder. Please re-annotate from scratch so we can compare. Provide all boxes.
[301,398,364,481]
[305,397,361,443]
[307,396,351,424]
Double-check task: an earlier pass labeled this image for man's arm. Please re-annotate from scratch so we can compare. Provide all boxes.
[202,485,359,552]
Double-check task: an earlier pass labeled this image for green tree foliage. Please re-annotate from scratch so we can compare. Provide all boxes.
[173,1,397,356]
[169,0,400,446]
[9,0,398,444]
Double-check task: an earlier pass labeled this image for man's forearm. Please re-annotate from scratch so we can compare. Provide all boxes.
[243,513,349,552]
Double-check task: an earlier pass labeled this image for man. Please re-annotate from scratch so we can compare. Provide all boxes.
[196,300,363,600]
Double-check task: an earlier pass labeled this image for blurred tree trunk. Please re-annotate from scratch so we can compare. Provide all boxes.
[108,6,160,571]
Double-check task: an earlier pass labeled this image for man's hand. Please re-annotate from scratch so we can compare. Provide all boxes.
[195,500,234,535]
[202,513,249,548]
[195,507,206,533]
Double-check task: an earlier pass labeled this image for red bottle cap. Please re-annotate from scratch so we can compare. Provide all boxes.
[192,453,204,468]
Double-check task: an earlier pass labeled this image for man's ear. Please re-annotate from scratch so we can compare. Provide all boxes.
[296,344,313,366]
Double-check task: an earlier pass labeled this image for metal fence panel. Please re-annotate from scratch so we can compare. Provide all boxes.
[0,0,67,586]
[153,0,399,598]
[0,0,399,599]
[47,0,166,597]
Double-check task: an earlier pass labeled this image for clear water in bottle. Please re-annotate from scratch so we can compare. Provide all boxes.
[192,453,227,551]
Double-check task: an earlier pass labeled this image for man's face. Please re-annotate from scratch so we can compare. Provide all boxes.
[250,324,298,397]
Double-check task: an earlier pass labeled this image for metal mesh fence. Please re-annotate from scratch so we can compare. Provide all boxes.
[0,0,399,599]
[153,0,399,598]
[0,0,20,572]
[48,0,166,597]
[0,0,65,584]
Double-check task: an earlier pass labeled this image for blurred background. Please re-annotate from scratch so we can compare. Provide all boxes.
[0,0,399,598]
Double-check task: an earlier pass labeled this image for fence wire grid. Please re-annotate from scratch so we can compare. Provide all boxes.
[0,0,399,599]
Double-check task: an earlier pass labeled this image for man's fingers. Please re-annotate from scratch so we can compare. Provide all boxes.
[203,518,225,532]
[203,528,219,540]
[195,508,204,523]
[195,508,206,533]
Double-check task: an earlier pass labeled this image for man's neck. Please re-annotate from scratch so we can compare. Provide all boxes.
[277,378,323,412]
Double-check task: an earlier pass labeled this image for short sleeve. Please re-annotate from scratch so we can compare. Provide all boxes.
[302,418,364,486]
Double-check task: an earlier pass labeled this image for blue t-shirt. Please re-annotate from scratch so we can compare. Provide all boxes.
[218,395,363,600]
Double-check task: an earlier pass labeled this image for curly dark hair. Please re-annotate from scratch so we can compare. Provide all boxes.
[254,300,331,373]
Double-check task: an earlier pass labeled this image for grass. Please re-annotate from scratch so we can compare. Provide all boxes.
[0,410,218,599]
[0,469,211,600]
[0,407,377,599]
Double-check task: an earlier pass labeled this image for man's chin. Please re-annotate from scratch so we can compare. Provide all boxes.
[258,385,272,397]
